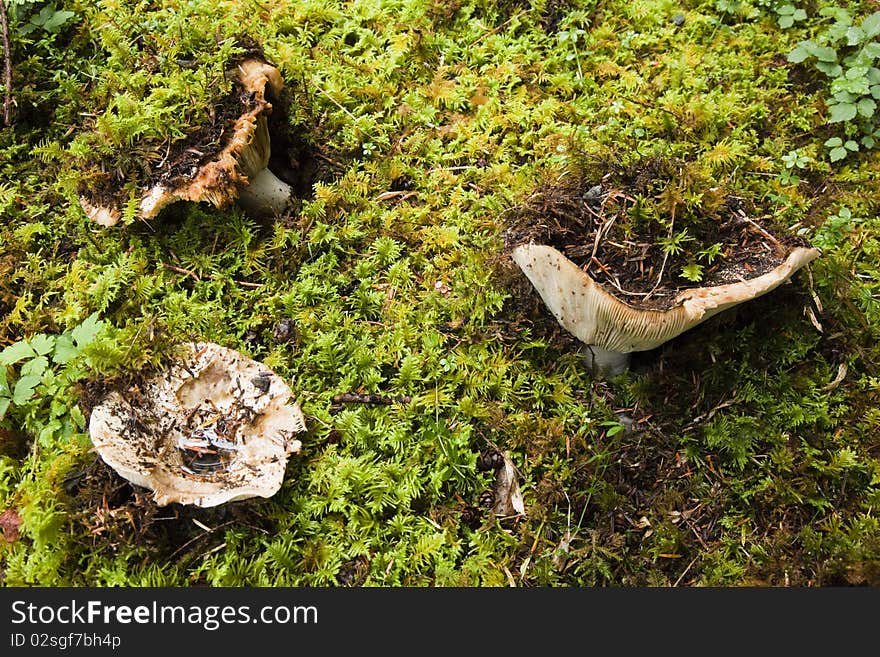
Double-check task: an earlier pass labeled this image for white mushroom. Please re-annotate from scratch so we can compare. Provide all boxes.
[80,58,294,226]
[88,342,306,507]
[512,243,821,376]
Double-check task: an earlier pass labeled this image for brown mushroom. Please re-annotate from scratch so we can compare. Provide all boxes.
[80,58,294,226]
[88,342,306,507]
[512,242,820,375]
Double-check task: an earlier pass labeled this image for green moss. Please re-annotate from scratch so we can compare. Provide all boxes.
[1,0,880,587]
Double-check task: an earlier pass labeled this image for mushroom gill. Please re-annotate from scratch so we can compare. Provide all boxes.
[512,242,821,375]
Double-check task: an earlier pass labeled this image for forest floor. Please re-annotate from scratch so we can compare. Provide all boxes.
[1,0,880,586]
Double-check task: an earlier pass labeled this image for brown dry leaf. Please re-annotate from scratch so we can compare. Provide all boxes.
[0,508,22,543]
[492,452,525,518]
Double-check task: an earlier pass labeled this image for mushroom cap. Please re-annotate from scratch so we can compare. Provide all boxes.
[512,243,820,354]
[80,58,284,226]
[88,342,305,507]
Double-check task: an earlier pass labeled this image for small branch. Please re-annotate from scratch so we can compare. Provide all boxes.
[161,262,263,289]
[162,262,201,281]
[0,0,12,126]
[643,218,674,303]
[331,393,411,405]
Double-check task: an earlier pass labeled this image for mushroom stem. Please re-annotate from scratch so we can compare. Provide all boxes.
[236,166,294,217]
[583,345,630,376]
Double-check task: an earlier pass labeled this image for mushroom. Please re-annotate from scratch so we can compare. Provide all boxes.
[88,342,306,507]
[80,58,294,226]
[512,243,820,376]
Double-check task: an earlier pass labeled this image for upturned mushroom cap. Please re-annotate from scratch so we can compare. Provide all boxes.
[512,243,820,354]
[88,342,305,507]
[80,58,285,226]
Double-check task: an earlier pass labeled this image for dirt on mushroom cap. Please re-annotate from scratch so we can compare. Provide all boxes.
[88,342,306,508]
[505,157,816,312]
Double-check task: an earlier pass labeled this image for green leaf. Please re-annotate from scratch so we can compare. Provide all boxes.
[70,405,86,431]
[862,12,880,38]
[52,335,79,364]
[861,135,875,148]
[858,97,877,117]
[43,10,75,33]
[825,137,844,147]
[829,102,858,122]
[847,26,866,46]
[30,334,55,356]
[810,45,838,62]
[70,312,104,349]
[787,44,811,63]
[846,66,869,80]
[778,15,793,28]
[12,375,41,405]
[817,61,843,77]
[829,146,848,161]
[20,356,48,379]
[845,140,860,151]
[0,341,36,365]
[0,397,9,420]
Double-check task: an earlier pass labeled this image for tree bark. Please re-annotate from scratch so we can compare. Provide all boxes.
[0,0,12,126]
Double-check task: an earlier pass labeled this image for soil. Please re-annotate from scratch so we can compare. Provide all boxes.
[504,158,814,311]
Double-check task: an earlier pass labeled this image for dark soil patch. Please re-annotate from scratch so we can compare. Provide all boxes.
[505,157,813,311]
[64,454,273,565]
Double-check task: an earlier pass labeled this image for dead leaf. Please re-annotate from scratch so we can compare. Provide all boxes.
[552,529,572,570]
[821,362,847,392]
[492,452,525,518]
[0,508,22,543]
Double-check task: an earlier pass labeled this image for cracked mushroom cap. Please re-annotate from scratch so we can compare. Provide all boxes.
[88,342,305,507]
[512,243,820,354]
[80,58,284,227]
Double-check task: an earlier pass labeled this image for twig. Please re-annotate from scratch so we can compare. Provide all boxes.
[162,262,201,281]
[673,555,699,587]
[588,215,615,264]
[643,219,674,303]
[331,392,411,405]
[0,0,12,126]
[734,209,781,246]
[313,82,359,124]
[161,262,263,288]
[468,10,526,47]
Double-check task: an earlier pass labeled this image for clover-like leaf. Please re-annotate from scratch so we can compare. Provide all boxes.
[829,102,858,122]
[30,334,55,356]
[70,312,104,349]
[12,375,41,405]
[829,146,848,162]
[52,335,79,364]
[787,43,812,63]
[810,45,838,62]
[847,26,866,46]
[0,341,36,366]
[858,97,877,117]
[862,11,880,38]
